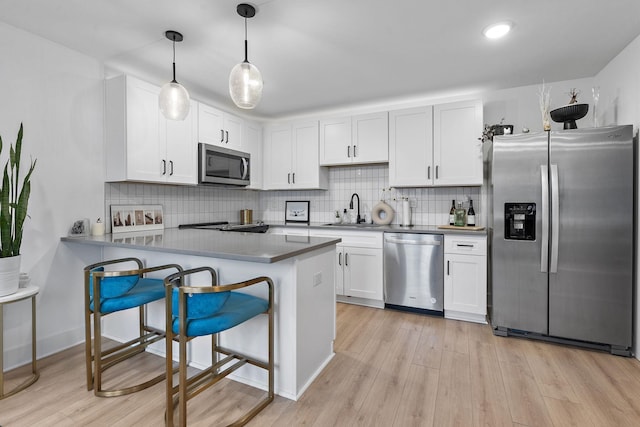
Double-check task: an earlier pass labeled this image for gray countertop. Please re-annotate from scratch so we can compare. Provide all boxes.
[269,222,487,236]
[61,228,341,264]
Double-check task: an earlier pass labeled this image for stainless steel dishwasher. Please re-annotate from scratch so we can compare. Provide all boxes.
[383,233,444,314]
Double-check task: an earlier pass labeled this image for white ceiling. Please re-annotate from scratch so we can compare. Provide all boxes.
[1,0,639,120]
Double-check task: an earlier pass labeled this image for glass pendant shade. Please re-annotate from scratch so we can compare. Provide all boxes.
[229,61,263,109]
[159,30,190,121]
[159,81,190,120]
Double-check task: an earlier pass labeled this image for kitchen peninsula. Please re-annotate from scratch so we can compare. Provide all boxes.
[62,228,340,400]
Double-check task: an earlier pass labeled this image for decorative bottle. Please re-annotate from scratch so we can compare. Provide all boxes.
[467,199,476,226]
[449,200,456,226]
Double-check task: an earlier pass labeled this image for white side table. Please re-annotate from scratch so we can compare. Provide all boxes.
[0,285,39,399]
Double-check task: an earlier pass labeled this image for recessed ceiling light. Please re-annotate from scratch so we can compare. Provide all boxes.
[483,22,512,39]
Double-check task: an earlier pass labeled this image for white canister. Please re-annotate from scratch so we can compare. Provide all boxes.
[92,219,105,236]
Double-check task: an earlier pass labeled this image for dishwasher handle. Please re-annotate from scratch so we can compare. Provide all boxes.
[384,237,442,246]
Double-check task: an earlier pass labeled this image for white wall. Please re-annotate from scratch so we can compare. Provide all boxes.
[594,33,640,360]
[0,22,105,369]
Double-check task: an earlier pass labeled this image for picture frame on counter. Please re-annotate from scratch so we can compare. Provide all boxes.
[110,204,164,234]
[285,200,310,224]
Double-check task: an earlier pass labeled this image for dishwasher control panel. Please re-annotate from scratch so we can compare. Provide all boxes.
[504,202,536,241]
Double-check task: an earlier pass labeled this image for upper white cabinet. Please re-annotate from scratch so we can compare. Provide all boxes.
[243,120,263,190]
[105,75,197,185]
[389,100,482,187]
[389,106,434,187]
[263,121,329,190]
[433,100,483,186]
[319,112,388,166]
[198,103,243,150]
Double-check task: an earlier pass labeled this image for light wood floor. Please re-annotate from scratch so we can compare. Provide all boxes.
[2,303,640,426]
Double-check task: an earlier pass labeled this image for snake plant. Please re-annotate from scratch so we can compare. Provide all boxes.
[0,123,36,257]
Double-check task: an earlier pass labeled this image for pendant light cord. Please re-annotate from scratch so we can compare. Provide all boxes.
[244,17,249,63]
[172,36,177,83]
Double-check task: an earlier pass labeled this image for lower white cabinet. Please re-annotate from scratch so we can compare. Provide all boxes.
[310,228,384,307]
[336,246,383,300]
[443,235,487,323]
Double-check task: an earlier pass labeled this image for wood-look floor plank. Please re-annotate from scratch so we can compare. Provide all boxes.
[433,350,473,426]
[412,315,445,370]
[442,319,470,355]
[352,327,420,426]
[392,364,439,427]
[468,339,512,427]
[553,346,640,427]
[543,396,597,427]
[525,341,579,403]
[496,338,554,426]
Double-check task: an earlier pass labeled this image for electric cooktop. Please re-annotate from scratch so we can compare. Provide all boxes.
[178,221,269,233]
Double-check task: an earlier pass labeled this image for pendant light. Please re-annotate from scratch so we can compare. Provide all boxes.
[159,30,191,120]
[229,3,263,109]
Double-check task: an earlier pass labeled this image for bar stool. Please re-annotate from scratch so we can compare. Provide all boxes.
[0,285,39,400]
[164,267,274,427]
[84,257,182,397]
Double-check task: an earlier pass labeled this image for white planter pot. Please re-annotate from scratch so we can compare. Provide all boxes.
[0,255,21,297]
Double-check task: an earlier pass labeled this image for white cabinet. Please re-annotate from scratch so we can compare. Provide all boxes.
[433,100,483,186]
[443,235,487,323]
[243,120,263,190]
[105,75,197,185]
[263,121,329,190]
[319,112,388,166]
[337,246,383,300]
[198,103,243,150]
[310,229,383,307]
[389,100,482,187]
[389,106,434,187]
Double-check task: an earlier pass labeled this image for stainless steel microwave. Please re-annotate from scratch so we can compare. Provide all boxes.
[198,143,250,186]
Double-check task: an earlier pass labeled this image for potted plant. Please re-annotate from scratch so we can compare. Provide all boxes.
[0,123,36,296]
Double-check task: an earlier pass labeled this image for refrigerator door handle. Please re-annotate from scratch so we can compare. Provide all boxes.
[550,164,560,273]
[540,165,549,273]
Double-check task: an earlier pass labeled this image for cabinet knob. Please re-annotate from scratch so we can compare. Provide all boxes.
[220,129,224,143]
[161,159,166,175]
[169,160,174,176]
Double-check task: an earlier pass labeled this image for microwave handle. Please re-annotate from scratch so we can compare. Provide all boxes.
[241,158,249,180]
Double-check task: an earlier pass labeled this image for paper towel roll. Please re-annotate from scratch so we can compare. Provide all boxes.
[402,199,411,226]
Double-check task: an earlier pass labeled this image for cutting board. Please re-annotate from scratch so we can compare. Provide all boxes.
[437,225,485,231]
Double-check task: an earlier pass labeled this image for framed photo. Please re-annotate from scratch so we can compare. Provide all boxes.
[285,200,310,224]
[110,204,164,234]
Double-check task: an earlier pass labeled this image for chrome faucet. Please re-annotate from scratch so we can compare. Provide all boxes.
[349,193,364,223]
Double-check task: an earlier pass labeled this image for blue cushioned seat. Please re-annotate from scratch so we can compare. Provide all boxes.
[171,287,230,320]
[172,292,269,337]
[89,267,139,299]
[90,277,166,314]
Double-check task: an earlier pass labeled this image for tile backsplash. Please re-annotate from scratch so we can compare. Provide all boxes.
[105,165,481,232]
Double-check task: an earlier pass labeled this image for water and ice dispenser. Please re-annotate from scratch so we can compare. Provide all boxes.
[504,203,536,240]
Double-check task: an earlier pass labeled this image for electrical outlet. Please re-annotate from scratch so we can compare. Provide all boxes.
[313,272,322,286]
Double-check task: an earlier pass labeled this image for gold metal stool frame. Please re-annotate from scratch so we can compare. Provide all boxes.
[0,285,40,400]
[164,267,274,427]
[84,257,182,397]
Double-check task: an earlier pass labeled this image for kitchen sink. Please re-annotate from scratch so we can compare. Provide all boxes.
[322,223,383,228]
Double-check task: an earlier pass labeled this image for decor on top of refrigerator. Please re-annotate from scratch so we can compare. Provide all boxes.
[488,125,634,356]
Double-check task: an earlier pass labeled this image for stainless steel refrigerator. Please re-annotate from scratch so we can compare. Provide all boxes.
[489,125,634,355]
